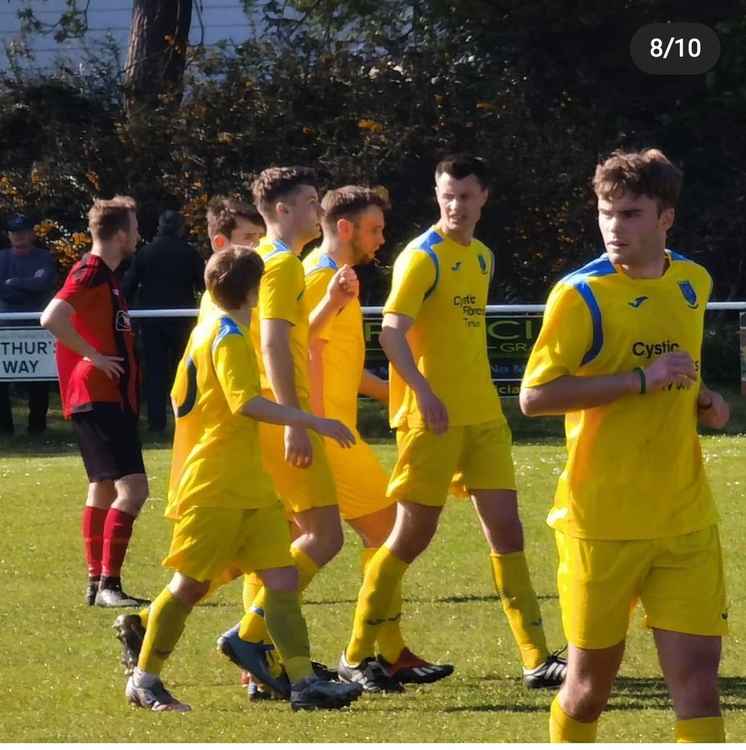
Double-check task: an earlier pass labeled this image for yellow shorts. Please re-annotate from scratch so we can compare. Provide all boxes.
[387,419,516,506]
[259,419,337,514]
[163,503,293,582]
[324,430,392,521]
[556,525,728,650]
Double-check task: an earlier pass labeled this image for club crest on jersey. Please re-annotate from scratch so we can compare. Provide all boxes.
[115,310,132,332]
[477,254,488,275]
[678,281,698,309]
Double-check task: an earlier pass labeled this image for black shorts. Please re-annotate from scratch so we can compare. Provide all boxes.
[71,403,145,482]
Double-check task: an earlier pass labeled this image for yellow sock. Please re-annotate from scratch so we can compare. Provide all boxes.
[242,573,263,613]
[347,545,408,665]
[291,544,321,590]
[138,606,149,629]
[362,548,406,663]
[675,717,725,743]
[490,551,548,669]
[263,588,313,684]
[138,588,191,675]
[550,695,598,742]
[238,545,320,643]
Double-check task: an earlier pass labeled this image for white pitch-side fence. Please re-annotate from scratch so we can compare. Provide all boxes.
[0,304,745,389]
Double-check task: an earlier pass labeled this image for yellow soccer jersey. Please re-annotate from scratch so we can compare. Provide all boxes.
[166,314,276,520]
[251,237,310,404]
[523,250,716,540]
[303,247,364,428]
[384,226,504,429]
[165,288,223,507]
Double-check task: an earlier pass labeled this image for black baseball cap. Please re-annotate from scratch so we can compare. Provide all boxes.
[6,214,34,232]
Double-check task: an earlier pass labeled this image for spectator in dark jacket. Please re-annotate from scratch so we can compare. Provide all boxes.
[0,214,57,434]
[122,210,205,432]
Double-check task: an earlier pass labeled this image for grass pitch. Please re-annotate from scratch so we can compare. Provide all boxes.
[0,426,745,742]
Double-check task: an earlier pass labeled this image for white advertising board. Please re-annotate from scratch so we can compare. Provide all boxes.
[0,327,58,381]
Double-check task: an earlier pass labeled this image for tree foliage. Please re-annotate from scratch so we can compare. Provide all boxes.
[1,1,745,303]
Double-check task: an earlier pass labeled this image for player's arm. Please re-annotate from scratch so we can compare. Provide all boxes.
[308,337,326,417]
[380,247,447,433]
[308,265,358,342]
[697,383,730,429]
[241,395,354,447]
[40,297,123,379]
[260,259,315,467]
[261,318,300,408]
[380,313,448,433]
[359,368,388,403]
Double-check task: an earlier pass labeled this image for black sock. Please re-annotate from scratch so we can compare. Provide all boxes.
[100,575,121,591]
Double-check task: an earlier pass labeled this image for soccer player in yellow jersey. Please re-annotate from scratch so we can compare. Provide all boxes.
[304,185,454,690]
[112,196,268,672]
[124,246,362,712]
[340,155,566,690]
[520,149,731,743]
[217,167,357,683]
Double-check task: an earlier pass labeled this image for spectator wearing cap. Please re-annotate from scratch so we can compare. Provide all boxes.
[122,209,205,433]
[0,214,57,434]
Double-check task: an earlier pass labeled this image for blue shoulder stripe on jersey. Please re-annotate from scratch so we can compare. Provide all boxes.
[410,229,443,299]
[212,315,242,354]
[562,253,617,283]
[263,238,292,263]
[305,253,338,276]
[174,357,198,418]
[668,249,688,261]
[561,254,615,366]
[574,282,603,365]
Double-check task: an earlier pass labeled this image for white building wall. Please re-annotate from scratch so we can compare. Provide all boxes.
[0,0,262,70]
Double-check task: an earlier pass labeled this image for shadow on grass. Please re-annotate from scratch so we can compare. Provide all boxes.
[0,422,174,457]
[303,592,557,607]
[607,676,746,712]
[444,703,546,714]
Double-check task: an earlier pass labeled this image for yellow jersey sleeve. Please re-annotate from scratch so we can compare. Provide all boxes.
[522,282,594,388]
[383,248,438,321]
[304,268,335,341]
[211,320,261,415]
[259,256,305,326]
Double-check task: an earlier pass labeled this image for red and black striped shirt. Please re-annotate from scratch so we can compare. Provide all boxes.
[55,253,139,417]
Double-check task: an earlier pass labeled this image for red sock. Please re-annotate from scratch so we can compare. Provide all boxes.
[81,506,107,578]
[101,508,136,578]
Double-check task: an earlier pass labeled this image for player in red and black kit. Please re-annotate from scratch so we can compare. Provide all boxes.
[42,197,150,607]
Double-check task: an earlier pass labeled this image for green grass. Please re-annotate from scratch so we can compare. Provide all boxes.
[1,425,745,742]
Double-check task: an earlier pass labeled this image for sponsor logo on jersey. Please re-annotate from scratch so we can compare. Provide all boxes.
[678,280,698,309]
[628,295,649,308]
[115,310,132,332]
[452,294,484,327]
[631,339,680,358]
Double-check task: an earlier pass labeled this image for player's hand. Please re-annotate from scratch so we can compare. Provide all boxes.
[284,425,313,468]
[697,389,730,430]
[86,352,124,380]
[311,416,356,448]
[643,352,698,392]
[327,265,359,307]
[415,384,449,434]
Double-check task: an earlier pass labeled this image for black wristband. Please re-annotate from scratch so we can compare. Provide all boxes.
[633,367,646,395]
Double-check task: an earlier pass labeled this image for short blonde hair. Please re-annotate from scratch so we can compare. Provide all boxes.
[88,196,137,240]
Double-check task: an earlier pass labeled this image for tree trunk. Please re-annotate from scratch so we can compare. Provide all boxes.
[124,0,192,115]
